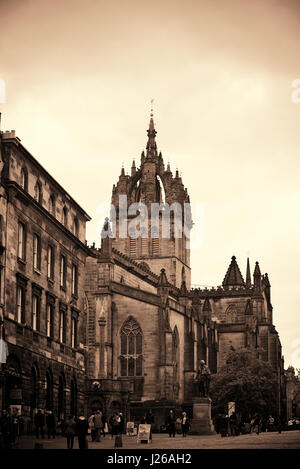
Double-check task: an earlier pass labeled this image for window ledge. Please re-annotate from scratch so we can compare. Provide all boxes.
[33,268,41,276]
[47,278,54,285]
[17,257,26,266]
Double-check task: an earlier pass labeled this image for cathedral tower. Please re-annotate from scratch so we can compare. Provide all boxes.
[110,112,192,288]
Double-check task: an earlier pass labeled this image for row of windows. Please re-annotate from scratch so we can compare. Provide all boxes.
[20,167,79,236]
[16,282,78,348]
[18,222,78,296]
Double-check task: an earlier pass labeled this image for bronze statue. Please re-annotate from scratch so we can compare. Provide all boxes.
[194,360,211,397]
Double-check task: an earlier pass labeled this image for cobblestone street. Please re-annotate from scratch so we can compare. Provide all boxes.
[15,430,300,450]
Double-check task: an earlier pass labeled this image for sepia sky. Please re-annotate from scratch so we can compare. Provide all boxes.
[0,0,300,369]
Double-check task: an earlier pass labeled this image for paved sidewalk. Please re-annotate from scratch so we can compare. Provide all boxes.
[14,430,300,450]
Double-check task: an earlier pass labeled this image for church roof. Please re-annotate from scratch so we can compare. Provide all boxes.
[222,256,245,287]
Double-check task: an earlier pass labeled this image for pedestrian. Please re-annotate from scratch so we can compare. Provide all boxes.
[220,414,229,437]
[146,410,154,441]
[252,414,261,435]
[101,413,107,438]
[114,412,123,448]
[180,412,190,437]
[93,410,103,442]
[117,412,124,435]
[0,410,12,449]
[76,415,89,450]
[109,412,119,439]
[229,412,237,436]
[109,413,117,439]
[46,410,56,439]
[167,410,176,438]
[88,413,96,441]
[34,409,45,439]
[65,415,76,449]
[11,408,20,445]
[267,415,275,432]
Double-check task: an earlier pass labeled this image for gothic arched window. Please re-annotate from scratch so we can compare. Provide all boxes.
[119,317,143,377]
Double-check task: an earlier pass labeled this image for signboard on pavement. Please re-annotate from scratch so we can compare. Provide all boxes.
[137,424,151,443]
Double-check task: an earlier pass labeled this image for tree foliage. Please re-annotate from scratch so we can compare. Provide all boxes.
[210,348,278,419]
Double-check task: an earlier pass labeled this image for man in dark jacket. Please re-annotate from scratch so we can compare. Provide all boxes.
[76,415,89,449]
[146,410,154,441]
[46,411,56,439]
[34,409,45,439]
[65,415,76,449]
[167,410,176,437]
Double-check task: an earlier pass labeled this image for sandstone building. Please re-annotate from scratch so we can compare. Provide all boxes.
[0,112,285,430]
[0,124,91,430]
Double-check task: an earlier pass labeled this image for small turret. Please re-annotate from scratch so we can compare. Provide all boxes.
[222,256,245,288]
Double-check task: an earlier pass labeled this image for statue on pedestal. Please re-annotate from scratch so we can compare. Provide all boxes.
[194,360,211,398]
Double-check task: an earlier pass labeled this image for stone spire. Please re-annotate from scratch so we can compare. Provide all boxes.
[146,109,157,159]
[222,256,245,287]
[246,257,251,288]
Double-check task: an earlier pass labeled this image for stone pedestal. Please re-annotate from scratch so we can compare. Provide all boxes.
[190,397,215,435]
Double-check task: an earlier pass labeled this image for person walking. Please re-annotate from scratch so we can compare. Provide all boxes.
[65,415,76,449]
[229,412,237,436]
[0,410,12,449]
[252,414,261,435]
[94,410,103,442]
[146,410,154,441]
[46,411,56,439]
[267,415,275,432]
[167,410,176,438]
[180,412,190,437]
[88,413,96,441]
[220,414,229,437]
[101,413,107,438]
[76,415,89,450]
[34,409,45,439]
[118,412,124,435]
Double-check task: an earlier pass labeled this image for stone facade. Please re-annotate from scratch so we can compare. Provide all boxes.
[0,128,91,431]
